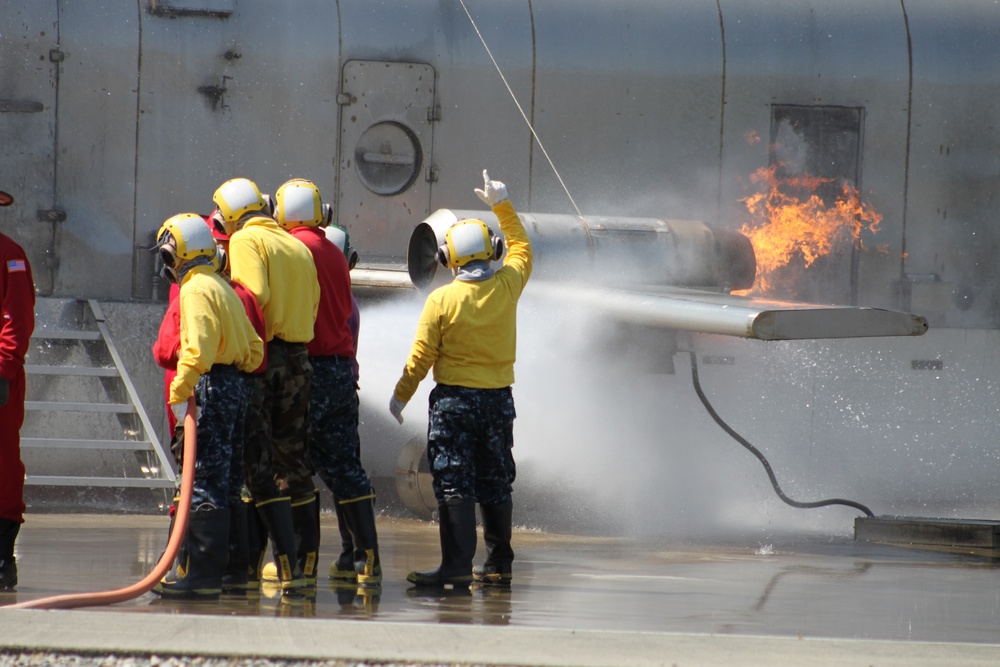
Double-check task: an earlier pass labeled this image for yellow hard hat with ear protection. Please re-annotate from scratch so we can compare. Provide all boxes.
[155,213,219,282]
[212,178,272,235]
[274,179,332,230]
[437,218,503,269]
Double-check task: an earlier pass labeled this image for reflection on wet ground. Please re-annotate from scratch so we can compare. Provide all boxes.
[3,513,1000,644]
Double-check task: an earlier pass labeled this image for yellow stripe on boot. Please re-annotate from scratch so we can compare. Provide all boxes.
[356,548,382,587]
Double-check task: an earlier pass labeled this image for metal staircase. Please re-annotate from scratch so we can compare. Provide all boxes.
[21,299,176,490]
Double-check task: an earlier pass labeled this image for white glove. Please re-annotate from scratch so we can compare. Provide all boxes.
[474,169,508,207]
[171,401,196,424]
[389,396,407,425]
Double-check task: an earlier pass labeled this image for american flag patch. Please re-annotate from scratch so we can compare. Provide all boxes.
[7,259,26,272]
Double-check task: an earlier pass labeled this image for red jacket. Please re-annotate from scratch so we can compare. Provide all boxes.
[288,226,354,358]
[0,233,35,380]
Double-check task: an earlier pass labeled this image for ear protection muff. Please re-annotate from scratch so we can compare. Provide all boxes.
[262,193,275,217]
[210,210,228,236]
[157,235,180,283]
[489,229,503,261]
[216,247,229,275]
[436,242,451,269]
[159,264,179,284]
[321,202,333,227]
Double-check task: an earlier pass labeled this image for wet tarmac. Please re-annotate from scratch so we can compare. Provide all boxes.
[2,512,1000,665]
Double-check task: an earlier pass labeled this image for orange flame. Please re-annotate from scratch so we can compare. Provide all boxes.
[738,165,883,294]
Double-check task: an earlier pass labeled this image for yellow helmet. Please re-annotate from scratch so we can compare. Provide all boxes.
[274,178,332,231]
[437,218,502,269]
[155,213,219,282]
[211,178,271,235]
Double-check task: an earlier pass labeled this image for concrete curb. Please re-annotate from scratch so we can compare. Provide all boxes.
[2,608,1000,667]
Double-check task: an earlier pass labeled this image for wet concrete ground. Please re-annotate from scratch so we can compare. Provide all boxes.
[2,512,1000,665]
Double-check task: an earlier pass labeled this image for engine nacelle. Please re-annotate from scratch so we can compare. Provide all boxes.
[408,209,756,292]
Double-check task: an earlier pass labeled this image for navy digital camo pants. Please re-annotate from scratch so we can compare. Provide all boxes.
[186,364,249,509]
[426,384,517,506]
[243,339,312,503]
[307,355,372,501]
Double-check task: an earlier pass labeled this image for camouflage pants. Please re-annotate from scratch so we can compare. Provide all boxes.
[241,375,273,501]
[426,384,516,506]
[182,364,249,509]
[307,355,371,500]
[243,339,312,503]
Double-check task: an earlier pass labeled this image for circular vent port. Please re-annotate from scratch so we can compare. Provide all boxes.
[354,121,422,196]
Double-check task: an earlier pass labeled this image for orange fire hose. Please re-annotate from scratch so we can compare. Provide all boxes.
[7,396,197,610]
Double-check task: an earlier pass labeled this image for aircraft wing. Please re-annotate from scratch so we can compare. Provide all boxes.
[349,266,415,291]
[527,282,929,341]
[349,266,928,340]
[356,208,929,341]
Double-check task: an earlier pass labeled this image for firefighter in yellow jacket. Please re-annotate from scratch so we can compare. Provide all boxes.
[211,177,320,597]
[390,170,533,589]
[150,213,264,599]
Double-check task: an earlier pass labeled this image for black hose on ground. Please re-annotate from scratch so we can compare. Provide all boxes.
[688,351,874,518]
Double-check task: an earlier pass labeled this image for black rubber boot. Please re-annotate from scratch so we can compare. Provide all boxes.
[474,502,514,587]
[245,499,267,591]
[328,497,358,582]
[256,498,307,596]
[291,491,321,585]
[340,495,382,586]
[0,518,20,591]
[407,497,476,588]
[159,499,188,582]
[152,506,230,599]
[221,500,250,594]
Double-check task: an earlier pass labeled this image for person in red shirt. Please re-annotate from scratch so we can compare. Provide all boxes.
[0,190,36,591]
[322,223,364,582]
[273,179,381,588]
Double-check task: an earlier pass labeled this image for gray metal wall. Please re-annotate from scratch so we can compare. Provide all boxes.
[1,1,59,295]
[904,0,1000,328]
